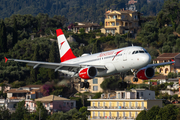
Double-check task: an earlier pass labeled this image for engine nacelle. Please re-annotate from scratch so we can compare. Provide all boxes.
[136,67,155,80]
[78,66,97,79]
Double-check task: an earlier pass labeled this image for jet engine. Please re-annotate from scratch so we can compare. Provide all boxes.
[136,67,155,80]
[78,66,97,79]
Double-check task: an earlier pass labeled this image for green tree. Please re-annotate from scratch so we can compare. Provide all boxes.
[79,28,85,34]
[157,104,179,120]
[92,39,101,54]
[0,20,7,53]
[163,0,180,30]
[48,42,58,80]
[12,17,18,47]
[11,100,28,120]
[30,45,40,82]
[146,106,160,120]
[172,94,178,101]
[0,106,11,120]
[136,110,147,120]
[35,101,48,120]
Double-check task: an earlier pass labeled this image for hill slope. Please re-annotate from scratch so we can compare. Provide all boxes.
[0,0,163,23]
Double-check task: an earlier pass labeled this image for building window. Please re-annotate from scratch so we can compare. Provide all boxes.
[93,86,98,91]
[113,15,116,19]
[141,92,143,97]
[93,79,98,84]
[160,68,163,73]
[165,68,169,73]
[63,102,66,106]
[122,15,125,19]
[111,22,115,26]
[71,102,74,108]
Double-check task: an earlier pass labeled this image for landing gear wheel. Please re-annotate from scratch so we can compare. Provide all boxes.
[84,82,89,88]
[80,82,84,88]
[133,77,138,82]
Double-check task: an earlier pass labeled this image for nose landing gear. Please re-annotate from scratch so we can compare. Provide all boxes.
[131,69,138,82]
[133,77,138,82]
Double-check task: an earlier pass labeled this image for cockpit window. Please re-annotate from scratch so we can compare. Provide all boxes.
[139,50,144,53]
[132,50,148,55]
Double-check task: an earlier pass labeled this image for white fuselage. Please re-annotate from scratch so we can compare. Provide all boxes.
[60,46,151,77]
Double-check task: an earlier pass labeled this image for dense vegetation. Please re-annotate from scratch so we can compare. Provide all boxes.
[0,0,164,23]
[136,105,180,120]
[135,0,180,54]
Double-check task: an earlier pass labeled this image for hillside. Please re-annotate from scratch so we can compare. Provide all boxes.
[0,0,163,23]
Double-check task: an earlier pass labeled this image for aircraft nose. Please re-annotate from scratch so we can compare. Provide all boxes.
[142,54,151,64]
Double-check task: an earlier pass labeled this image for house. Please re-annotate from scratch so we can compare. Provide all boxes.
[153,53,180,76]
[151,75,167,84]
[26,95,76,113]
[87,89,162,120]
[72,22,101,33]
[0,85,43,113]
[101,9,140,35]
[128,0,137,5]
[159,90,175,96]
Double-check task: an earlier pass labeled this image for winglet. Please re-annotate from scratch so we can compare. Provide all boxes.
[4,57,8,63]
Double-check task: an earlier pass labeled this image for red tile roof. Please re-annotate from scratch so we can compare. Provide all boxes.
[7,89,30,93]
[157,53,179,58]
[21,85,42,88]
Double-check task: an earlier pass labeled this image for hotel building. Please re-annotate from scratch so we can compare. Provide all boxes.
[87,89,162,120]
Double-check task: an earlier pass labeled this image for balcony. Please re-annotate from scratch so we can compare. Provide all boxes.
[88,116,135,120]
[88,106,145,110]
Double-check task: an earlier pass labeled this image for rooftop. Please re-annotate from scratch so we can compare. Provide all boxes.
[35,95,71,103]
[105,9,138,15]
[7,89,30,93]
[21,85,42,88]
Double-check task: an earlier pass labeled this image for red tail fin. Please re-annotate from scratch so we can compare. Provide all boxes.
[56,29,76,62]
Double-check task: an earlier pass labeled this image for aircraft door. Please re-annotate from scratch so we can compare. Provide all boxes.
[123,50,127,61]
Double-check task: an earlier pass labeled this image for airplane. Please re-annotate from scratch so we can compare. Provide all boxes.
[5,29,175,89]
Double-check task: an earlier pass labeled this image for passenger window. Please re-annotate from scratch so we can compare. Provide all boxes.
[132,51,135,54]
[135,51,138,54]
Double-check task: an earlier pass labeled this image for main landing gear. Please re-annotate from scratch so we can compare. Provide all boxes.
[80,82,89,88]
[79,78,89,89]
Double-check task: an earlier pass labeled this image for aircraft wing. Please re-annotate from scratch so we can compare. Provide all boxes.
[6,58,106,72]
[146,61,175,68]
